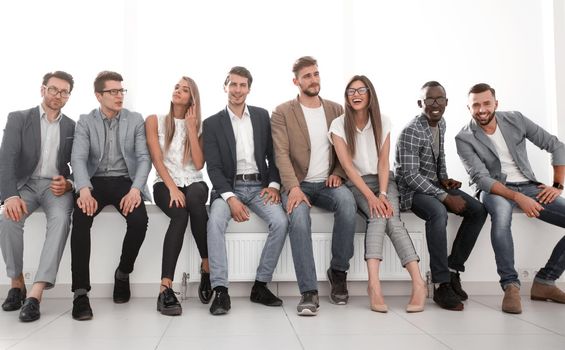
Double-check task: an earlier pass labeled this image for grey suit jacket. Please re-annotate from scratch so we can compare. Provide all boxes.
[455,111,565,194]
[71,108,152,200]
[0,106,75,201]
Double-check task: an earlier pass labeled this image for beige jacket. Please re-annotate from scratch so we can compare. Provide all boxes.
[271,96,345,192]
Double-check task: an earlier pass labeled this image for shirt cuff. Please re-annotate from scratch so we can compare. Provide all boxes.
[66,179,75,191]
[221,192,236,201]
[4,195,20,203]
[436,192,448,202]
[268,182,280,191]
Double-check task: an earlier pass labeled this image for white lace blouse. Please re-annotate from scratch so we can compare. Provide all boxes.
[154,114,203,187]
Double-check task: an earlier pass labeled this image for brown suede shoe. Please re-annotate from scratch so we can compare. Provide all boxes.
[531,281,565,304]
[502,284,522,314]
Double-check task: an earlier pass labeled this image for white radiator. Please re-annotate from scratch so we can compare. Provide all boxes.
[186,209,426,283]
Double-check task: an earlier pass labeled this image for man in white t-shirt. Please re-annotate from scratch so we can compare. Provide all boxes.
[456,83,565,314]
[271,56,357,316]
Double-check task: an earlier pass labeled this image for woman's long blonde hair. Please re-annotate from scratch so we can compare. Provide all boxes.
[343,75,382,157]
[163,76,201,165]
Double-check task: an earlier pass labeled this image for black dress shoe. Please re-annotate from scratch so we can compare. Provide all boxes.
[157,286,182,316]
[450,271,468,301]
[198,266,213,304]
[2,287,26,311]
[19,297,40,322]
[72,295,93,321]
[250,283,283,306]
[433,283,464,311]
[209,288,231,315]
[113,269,131,304]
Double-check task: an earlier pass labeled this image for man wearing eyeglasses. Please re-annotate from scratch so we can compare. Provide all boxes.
[271,56,357,316]
[0,71,75,322]
[456,83,565,314]
[69,71,151,321]
[395,81,487,311]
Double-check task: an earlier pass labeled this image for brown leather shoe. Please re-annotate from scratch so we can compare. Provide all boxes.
[531,281,565,303]
[502,284,522,314]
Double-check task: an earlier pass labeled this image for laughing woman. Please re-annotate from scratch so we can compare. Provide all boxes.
[146,76,211,315]
[329,75,427,313]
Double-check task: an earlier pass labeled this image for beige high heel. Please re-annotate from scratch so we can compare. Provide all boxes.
[368,286,388,313]
[406,282,427,313]
[405,303,424,313]
[371,303,389,313]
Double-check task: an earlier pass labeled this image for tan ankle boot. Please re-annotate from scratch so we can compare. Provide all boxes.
[502,284,522,314]
[531,281,565,303]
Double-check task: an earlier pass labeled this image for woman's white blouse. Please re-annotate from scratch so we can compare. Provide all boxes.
[328,114,391,176]
[154,115,203,187]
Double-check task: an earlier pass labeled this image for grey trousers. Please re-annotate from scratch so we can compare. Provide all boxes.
[0,179,73,288]
[347,174,419,266]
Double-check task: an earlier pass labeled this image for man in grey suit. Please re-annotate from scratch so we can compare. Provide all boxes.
[0,71,75,322]
[70,71,151,321]
[456,83,565,314]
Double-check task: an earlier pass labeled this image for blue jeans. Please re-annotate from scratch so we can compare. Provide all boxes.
[282,182,357,294]
[481,182,565,289]
[207,180,288,289]
[411,188,487,284]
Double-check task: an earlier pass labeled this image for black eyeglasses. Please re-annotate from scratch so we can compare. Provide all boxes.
[346,87,370,96]
[423,97,447,106]
[99,88,127,96]
[43,85,70,98]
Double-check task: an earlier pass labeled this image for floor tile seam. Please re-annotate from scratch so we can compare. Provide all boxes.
[392,309,456,349]
[5,308,72,349]
[468,298,564,336]
[154,316,175,349]
[281,304,306,350]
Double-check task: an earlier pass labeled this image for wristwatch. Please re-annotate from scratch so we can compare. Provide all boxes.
[553,182,564,190]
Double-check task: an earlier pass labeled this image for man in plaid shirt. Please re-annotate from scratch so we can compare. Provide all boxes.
[395,81,487,311]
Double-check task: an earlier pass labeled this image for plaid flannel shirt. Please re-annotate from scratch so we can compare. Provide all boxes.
[394,114,448,210]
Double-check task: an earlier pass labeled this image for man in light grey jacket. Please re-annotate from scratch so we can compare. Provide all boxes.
[70,71,151,321]
[456,83,565,314]
[0,71,75,322]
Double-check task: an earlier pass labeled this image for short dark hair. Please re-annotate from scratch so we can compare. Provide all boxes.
[224,66,253,88]
[292,56,317,77]
[421,80,444,90]
[42,71,74,92]
[468,83,496,98]
[94,71,123,92]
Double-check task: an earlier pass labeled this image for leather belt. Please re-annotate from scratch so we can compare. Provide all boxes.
[235,173,261,181]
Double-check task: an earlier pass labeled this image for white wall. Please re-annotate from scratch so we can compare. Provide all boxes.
[1,0,564,290]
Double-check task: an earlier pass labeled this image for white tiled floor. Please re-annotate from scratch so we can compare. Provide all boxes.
[1,296,564,350]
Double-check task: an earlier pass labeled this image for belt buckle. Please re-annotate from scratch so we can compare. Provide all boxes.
[242,173,251,181]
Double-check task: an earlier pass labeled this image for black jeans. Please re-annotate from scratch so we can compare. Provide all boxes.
[153,181,209,280]
[411,188,487,284]
[71,177,148,292]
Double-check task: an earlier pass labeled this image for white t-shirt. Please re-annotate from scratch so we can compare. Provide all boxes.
[328,114,391,176]
[486,125,529,183]
[155,114,203,187]
[302,104,330,182]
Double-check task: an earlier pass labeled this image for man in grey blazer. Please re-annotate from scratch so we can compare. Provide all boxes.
[0,71,75,322]
[456,83,565,314]
[70,71,151,321]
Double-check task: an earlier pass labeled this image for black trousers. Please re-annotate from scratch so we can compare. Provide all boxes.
[153,181,209,280]
[71,177,148,292]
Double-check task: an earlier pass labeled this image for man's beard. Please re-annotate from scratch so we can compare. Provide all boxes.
[302,84,320,97]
